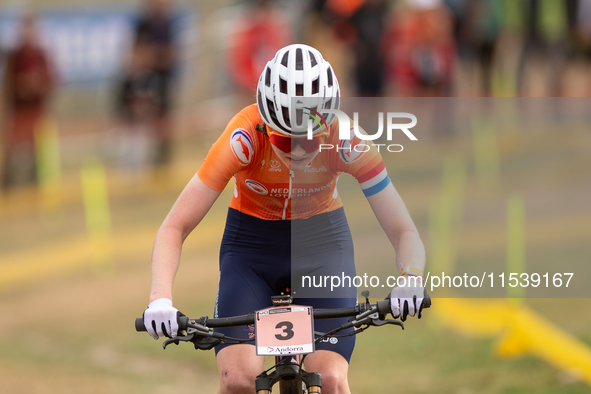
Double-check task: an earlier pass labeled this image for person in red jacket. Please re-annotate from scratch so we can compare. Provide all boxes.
[382,0,456,97]
[1,13,54,191]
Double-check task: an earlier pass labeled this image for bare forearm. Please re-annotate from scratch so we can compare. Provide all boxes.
[373,211,425,273]
[149,226,184,302]
[147,175,222,303]
[391,229,425,274]
[366,183,425,275]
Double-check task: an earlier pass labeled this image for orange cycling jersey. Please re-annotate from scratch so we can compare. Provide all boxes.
[197,104,391,220]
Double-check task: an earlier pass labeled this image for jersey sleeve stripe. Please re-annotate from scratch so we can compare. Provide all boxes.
[358,168,388,190]
[355,161,386,184]
[361,175,391,197]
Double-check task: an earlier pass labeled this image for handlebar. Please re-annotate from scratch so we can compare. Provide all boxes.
[135,293,431,332]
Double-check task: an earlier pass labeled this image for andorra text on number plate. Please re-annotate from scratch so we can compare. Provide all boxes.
[255,306,314,356]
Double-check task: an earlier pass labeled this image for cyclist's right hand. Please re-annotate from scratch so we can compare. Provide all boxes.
[143,298,180,339]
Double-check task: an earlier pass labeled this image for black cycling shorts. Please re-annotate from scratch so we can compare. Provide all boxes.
[214,207,357,362]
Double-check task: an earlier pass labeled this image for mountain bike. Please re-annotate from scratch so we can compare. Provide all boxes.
[136,290,431,393]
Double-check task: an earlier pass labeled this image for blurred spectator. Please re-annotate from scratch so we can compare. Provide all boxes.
[348,0,389,96]
[132,0,177,167]
[227,0,293,95]
[115,43,165,175]
[516,0,569,96]
[579,1,591,38]
[325,0,367,19]
[444,0,471,58]
[382,0,456,97]
[460,0,502,96]
[301,1,353,95]
[565,0,581,50]
[577,2,591,65]
[1,13,54,192]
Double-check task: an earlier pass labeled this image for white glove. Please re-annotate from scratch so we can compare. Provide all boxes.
[143,298,179,339]
[389,276,424,321]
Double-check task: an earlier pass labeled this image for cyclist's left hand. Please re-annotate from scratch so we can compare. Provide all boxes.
[389,276,424,321]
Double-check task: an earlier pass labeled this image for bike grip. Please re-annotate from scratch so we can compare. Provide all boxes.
[178,315,189,331]
[134,315,189,332]
[136,317,146,332]
[422,290,431,308]
[376,299,391,315]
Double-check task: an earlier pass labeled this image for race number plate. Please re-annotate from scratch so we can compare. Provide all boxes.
[255,306,314,356]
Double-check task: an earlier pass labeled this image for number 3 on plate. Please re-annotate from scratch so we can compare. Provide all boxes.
[255,306,315,356]
[275,321,294,340]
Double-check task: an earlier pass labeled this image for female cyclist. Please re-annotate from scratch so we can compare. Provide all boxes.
[142,44,426,394]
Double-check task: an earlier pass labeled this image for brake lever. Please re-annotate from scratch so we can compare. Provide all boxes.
[162,332,197,349]
[352,311,405,330]
[369,318,404,329]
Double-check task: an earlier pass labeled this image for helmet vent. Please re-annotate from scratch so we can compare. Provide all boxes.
[296,83,304,96]
[295,48,303,70]
[258,91,269,123]
[282,106,291,127]
[267,99,290,134]
[267,98,277,122]
[312,78,319,94]
[327,68,333,87]
[280,77,288,94]
[265,67,271,87]
[309,51,317,67]
[281,51,289,67]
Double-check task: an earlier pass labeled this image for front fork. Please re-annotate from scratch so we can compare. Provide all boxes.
[255,356,322,393]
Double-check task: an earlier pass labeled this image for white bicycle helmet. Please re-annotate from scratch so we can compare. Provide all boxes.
[256,44,340,137]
